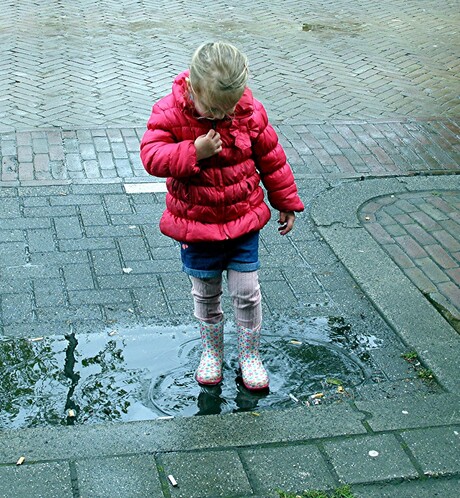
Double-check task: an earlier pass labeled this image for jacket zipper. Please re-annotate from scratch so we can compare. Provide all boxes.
[211,121,229,239]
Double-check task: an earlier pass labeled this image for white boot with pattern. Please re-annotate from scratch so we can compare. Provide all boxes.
[237,324,269,390]
[195,320,224,385]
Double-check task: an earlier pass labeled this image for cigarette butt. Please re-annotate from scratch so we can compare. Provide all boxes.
[158,416,174,420]
[250,412,260,416]
[289,340,302,345]
[289,393,299,403]
[16,456,25,465]
[108,330,117,336]
[68,409,76,418]
[29,337,44,342]
[311,392,324,399]
[168,475,178,487]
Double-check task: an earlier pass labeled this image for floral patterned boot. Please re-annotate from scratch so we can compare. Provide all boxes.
[237,324,269,390]
[195,320,224,385]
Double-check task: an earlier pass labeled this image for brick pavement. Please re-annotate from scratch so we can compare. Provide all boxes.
[361,191,460,331]
[1,119,459,185]
[0,395,459,497]
[0,0,459,129]
[1,0,460,496]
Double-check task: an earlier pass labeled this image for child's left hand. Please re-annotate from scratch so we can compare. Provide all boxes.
[278,211,295,235]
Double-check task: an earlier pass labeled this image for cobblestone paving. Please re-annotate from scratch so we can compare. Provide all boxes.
[0,181,390,343]
[1,0,459,129]
[361,191,460,330]
[1,119,459,185]
[1,1,460,496]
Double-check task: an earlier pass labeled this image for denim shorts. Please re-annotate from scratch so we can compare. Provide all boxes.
[181,231,260,278]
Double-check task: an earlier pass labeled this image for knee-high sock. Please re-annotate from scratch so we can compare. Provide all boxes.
[227,269,262,330]
[190,276,223,325]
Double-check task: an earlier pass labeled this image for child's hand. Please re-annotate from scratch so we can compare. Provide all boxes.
[195,129,222,161]
[278,211,295,235]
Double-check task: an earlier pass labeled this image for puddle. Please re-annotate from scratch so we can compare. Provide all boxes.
[0,318,380,429]
[301,20,363,34]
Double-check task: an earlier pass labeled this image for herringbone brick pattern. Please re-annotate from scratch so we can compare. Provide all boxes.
[0,0,459,130]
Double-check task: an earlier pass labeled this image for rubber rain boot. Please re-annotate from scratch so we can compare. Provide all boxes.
[237,324,269,390]
[195,320,224,385]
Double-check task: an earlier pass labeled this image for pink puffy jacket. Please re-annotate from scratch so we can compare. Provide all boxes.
[140,71,304,242]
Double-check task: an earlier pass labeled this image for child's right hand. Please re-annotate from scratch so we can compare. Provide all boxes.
[194,129,222,161]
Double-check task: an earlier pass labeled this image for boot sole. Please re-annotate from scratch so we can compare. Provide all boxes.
[195,375,223,386]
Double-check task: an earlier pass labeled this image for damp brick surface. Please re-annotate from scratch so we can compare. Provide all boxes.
[1,0,459,496]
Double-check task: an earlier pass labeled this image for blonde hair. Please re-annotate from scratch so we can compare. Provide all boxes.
[189,42,249,119]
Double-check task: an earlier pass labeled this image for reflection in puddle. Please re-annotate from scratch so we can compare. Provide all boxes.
[0,317,381,428]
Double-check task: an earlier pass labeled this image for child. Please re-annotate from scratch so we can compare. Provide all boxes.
[140,42,304,391]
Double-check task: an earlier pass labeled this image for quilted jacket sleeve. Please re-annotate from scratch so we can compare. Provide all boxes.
[252,102,304,213]
[140,103,200,179]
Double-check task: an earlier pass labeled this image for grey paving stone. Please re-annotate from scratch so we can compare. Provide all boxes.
[58,237,116,252]
[115,158,134,177]
[103,194,132,215]
[36,305,103,323]
[0,241,27,266]
[0,462,73,498]
[110,212,159,226]
[53,215,83,239]
[160,450,253,498]
[1,292,34,325]
[0,197,21,217]
[50,160,66,179]
[33,278,67,307]
[49,194,100,206]
[0,262,61,280]
[29,250,89,267]
[98,152,115,170]
[79,203,109,226]
[68,289,133,306]
[262,280,298,311]
[76,455,164,498]
[401,426,460,476]
[0,404,366,463]
[353,476,460,498]
[0,229,23,243]
[2,218,51,230]
[240,444,335,495]
[122,260,181,275]
[323,434,418,485]
[85,225,141,238]
[355,395,460,431]
[61,263,95,290]
[133,285,170,317]
[71,183,123,195]
[96,274,159,290]
[91,249,122,276]
[117,236,150,261]
[23,205,77,219]
[26,228,55,252]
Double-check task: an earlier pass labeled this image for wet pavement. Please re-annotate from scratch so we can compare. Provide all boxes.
[1,320,377,428]
[1,1,460,497]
